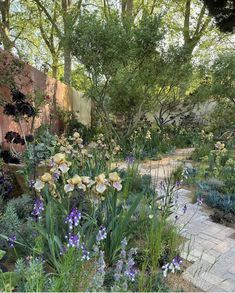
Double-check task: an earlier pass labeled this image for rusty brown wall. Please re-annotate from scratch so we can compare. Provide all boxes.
[0,50,91,151]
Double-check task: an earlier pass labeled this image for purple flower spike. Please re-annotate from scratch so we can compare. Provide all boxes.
[96,226,107,242]
[31,199,44,221]
[172,255,183,270]
[65,207,81,230]
[183,204,187,214]
[125,268,137,282]
[67,234,80,248]
[8,235,16,248]
[81,243,90,261]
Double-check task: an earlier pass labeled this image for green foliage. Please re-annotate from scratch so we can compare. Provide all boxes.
[15,258,46,292]
[197,180,235,222]
[0,250,5,260]
[211,52,235,102]
[6,195,33,220]
[0,195,4,214]
[191,143,212,161]
[172,165,184,183]
[0,205,21,244]
[48,248,92,292]
[138,272,170,292]
[0,271,20,292]
[205,191,235,216]
[200,52,235,137]
[191,130,214,161]
[64,115,94,144]
[72,11,197,140]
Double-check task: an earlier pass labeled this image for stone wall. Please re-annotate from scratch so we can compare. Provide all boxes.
[0,50,91,150]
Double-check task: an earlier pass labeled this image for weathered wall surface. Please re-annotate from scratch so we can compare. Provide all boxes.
[147,101,216,125]
[0,50,91,150]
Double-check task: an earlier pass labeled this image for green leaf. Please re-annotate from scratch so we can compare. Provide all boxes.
[0,250,5,261]
[0,272,20,291]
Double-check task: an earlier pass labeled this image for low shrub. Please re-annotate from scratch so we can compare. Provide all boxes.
[197,179,235,223]
[191,143,212,161]
[205,190,235,216]
[6,195,33,220]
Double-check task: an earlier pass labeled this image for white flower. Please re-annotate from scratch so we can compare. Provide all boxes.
[34,179,45,192]
[109,172,122,191]
[80,176,88,184]
[169,263,175,273]
[34,172,53,192]
[96,183,107,194]
[73,132,81,139]
[162,263,169,277]
[113,181,122,191]
[64,183,74,193]
[64,175,86,193]
[146,130,151,140]
[59,163,70,173]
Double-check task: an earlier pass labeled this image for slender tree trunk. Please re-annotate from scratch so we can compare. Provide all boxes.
[63,45,71,84]
[0,0,14,50]
[51,55,59,79]
[121,0,134,26]
[62,0,72,85]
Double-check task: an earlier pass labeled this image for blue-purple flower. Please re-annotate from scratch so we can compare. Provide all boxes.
[172,255,183,270]
[67,233,80,248]
[8,235,16,248]
[124,268,137,281]
[175,180,181,188]
[162,255,183,277]
[125,155,135,165]
[96,226,107,242]
[65,207,81,230]
[81,243,90,261]
[31,198,44,221]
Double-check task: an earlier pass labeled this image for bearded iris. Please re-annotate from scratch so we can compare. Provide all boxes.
[109,172,122,191]
[50,153,71,174]
[34,173,53,192]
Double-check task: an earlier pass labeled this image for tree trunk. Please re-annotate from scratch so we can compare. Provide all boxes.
[121,0,134,25]
[0,0,14,51]
[52,62,58,79]
[62,0,72,85]
[63,45,71,84]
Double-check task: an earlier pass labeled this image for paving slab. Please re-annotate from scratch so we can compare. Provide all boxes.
[141,148,235,292]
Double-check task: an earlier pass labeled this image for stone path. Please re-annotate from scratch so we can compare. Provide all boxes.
[176,189,235,292]
[140,149,235,292]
